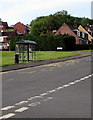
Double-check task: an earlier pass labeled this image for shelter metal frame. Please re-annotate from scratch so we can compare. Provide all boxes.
[15,40,37,62]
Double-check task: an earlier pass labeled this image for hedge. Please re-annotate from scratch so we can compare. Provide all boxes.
[75,44,93,50]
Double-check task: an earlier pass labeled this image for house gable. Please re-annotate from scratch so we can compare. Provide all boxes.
[78,25,93,41]
[13,22,26,35]
[55,23,80,44]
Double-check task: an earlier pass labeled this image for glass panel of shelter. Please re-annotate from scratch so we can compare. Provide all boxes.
[15,43,36,62]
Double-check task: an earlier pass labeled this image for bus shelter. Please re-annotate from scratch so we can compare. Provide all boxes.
[15,40,37,63]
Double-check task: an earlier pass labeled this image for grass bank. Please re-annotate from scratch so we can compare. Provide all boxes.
[0,51,80,67]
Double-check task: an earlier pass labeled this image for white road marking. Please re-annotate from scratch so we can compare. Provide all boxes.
[1,106,15,111]
[63,84,70,87]
[15,107,28,112]
[80,78,86,81]
[75,80,81,83]
[48,89,56,93]
[15,101,28,106]
[1,73,92,119]
[0,113,15,119]
[40,93,48,96]
[68,82,76,85]
[28,102,41,107]
[28,96,43,101]
[43,97,53,102]
[56,87,64,90]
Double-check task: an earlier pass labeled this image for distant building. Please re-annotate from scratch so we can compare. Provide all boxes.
[13,22,30,35]
[78,25,93,43]
[91,1,93,19]
[55,23,90,44]
[0,19,16,50]
[55,23,80,44]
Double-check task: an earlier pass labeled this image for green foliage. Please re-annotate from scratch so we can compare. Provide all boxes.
[62,35,76,51]
[80,17,90,27]
[30,10,93,39]
[32,34,75,51]
[10,34,32,51]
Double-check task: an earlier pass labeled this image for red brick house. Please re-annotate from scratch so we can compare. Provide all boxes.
[13,22,30,35]
[55,23,80,44]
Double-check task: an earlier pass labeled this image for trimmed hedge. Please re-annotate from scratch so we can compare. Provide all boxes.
[34,34,76,51]
[10,34,76,51]
[75,44,93,50]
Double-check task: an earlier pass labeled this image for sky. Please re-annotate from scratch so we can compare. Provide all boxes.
[0,0,92,26]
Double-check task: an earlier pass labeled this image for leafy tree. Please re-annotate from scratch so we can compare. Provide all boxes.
[80,17,90,27]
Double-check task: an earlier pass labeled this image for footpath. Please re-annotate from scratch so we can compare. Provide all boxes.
[1,51,91,72]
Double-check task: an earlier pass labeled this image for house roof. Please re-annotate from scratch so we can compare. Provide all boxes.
[55,23,78,37]
[78,25,93,41]
[55,23,80,44]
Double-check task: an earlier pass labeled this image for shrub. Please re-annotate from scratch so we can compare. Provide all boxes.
[62,35,76,51]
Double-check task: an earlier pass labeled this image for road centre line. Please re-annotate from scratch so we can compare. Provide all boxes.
[15,101,28,106]
[28,102,41,107]
[43,97,53,102]
[1,73,93,119]
[28,96,43,101]
[0,113,15,119]
[1,106,15,111]
[15,107,28,112]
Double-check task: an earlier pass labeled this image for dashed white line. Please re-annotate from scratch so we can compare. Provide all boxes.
[75,80,81,83]
[56,87,64,90]
[1,73,92,119]
[43,97,53,102]
[15,101,28,106]
[40,93,48,96]
[48,89,56,93]
[1,106,15,111]
[0,113,15,119]
[68,82,76,85]
[28,96,43,101]
[28,102,41,107]
[15,107,28,112]
[63,84,70,87]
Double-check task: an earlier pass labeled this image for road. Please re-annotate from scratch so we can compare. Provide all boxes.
[1,56,92,119]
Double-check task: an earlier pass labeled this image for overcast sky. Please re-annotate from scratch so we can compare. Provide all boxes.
[0,0,92,25]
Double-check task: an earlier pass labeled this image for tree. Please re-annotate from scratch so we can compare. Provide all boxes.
[80,17,89,27]
[54,10,68,16]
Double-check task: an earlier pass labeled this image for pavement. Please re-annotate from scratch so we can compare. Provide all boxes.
[1,51,91,72]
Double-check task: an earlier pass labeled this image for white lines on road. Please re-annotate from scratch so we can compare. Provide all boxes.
[1,73,93,119]
[43,97,53,102]
[68,82,76,85]
[15,107,28,112]
[28,102,41,107]
[1,106,15,111]
[63,84,70,87]
[15,101,28,106]
[56,86,64,90]
[28,96,43,101]
[48,89,56,93]
[0,113,15,119]
[40,93,48,96]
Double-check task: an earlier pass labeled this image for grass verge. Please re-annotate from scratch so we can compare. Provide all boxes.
[0,51,80,67]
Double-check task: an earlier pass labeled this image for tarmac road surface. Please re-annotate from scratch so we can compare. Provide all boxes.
[1,56,92,119]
